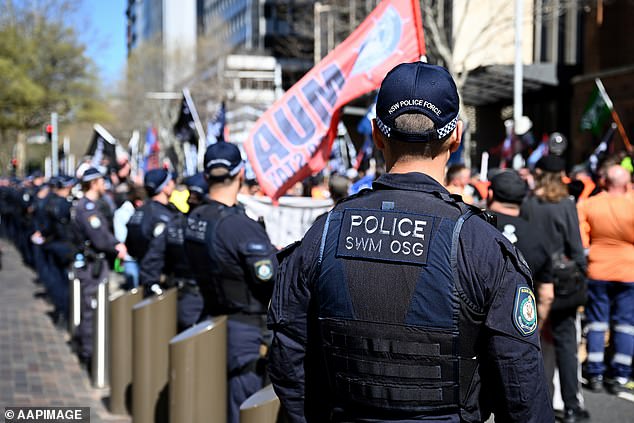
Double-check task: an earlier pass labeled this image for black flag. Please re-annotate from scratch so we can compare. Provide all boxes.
[86,124,117,172]
[173,96,198,144]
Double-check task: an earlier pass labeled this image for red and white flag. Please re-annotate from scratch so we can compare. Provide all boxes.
[244,0,426,200]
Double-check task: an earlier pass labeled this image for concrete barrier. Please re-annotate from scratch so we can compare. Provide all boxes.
[240,384,281,423]
[108,288,143,415]
[132,288,177,423]
[169,316,228,423]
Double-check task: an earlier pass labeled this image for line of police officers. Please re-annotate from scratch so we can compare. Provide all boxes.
[0,142,278,423]
[0,63,556,423]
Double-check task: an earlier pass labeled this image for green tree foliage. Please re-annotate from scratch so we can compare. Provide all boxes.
[0,0,109,132]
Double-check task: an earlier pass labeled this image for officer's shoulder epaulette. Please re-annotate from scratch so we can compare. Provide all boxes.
[276,240,301,262]
[459,202,497,227]
[332,188,372,209]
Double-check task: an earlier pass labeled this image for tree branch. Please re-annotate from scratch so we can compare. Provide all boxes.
[422,3,454,70]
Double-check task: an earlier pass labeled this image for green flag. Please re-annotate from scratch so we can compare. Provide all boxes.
[580,79,612,136]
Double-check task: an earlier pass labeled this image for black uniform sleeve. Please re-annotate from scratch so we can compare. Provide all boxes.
[139,224,167,287]
[459,218,554,422]
[219,213,278,296]
[77,206,119,255]
[267,220,323,423]
[561,198,587,274]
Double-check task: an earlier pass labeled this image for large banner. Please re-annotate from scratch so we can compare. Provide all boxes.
[244,0,425,200]
[238,194,333,248]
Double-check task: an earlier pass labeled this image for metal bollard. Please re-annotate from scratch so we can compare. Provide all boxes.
[68,271,81,336]
[169,316,228,423]
[92,279,109,389]
[108,288,143,415]
[132,288,177,423]
[239,384,281,423]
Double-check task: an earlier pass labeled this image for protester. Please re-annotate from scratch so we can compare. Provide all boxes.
[487,169,554,328]
[578,164,634,396]
[521,156,589,422]
[113,183,145,289]
[445,163,475,204]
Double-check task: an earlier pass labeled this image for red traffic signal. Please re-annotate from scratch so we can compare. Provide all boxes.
[45,124,53,142]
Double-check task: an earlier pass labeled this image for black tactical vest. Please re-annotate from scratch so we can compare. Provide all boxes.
[126,201,172,260]
[316,187,484,418]
[164,213,192,278]
[184,201,266,320]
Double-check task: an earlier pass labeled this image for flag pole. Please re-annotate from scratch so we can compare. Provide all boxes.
[595,78,632,152]
[183,88,207,170]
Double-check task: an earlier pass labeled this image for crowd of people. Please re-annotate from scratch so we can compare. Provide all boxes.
[1,64,633,423]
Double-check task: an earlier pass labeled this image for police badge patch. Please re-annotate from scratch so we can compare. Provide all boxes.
[254,259,273,281]
[153,222,166,237]
[513,286,537,336]
[89,215,101,229]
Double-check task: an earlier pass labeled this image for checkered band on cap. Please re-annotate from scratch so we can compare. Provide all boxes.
[437,117,458,139]
[375,116,392,138]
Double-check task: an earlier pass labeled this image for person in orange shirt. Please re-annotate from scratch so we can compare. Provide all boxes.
[577,164,634,397]
[445,164,474,204]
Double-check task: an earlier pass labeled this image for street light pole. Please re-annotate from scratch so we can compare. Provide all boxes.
[513,0,524,128]
[51,112,59,176]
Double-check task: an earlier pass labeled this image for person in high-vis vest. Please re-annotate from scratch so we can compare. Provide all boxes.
[268,62,554,423]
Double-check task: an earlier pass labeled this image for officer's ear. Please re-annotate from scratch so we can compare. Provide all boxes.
[448,120,463,153]
[372,119,386,151]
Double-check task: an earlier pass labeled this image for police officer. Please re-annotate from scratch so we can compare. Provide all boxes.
[139,172,205,330]
[42,176,78,324]
[164,173,209,330]
[73,168,127,364]
[268,62,554,422]
[31,177,54,293]
[184,143,277,423]
[126,168,178,294]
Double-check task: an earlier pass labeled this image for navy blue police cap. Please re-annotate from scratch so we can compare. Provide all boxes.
[185,172,209,195]
[48,176,60,187]
[144,169,172,196]
[59,175,77,188]
[81,167,103,183]
[203,142,244,179]
[375,62,460,142]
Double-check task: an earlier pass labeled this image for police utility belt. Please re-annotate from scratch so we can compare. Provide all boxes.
[165,276,199,295]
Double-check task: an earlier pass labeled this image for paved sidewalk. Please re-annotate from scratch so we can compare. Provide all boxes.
[0,243,130,423]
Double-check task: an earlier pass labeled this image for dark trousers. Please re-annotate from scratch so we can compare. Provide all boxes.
[48,255,70,319]
[585,279,634,379]
[227,320,265,423]
[550,308,581,410]
[75,259,108,362]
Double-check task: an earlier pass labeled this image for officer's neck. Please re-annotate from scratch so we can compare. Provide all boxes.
[387,157,448,186]
[208,187,238,207]
[85,190,100,202]
[152,192,169,205]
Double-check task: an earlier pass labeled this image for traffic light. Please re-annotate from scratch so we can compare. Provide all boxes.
[45,124,53,142]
